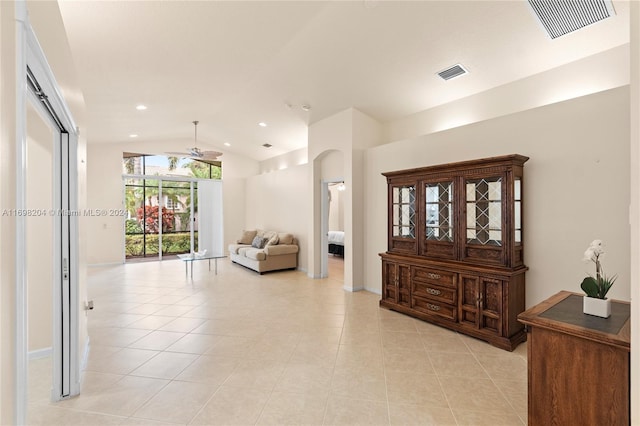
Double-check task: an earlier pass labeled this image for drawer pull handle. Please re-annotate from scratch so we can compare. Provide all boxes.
[427,273,441,280]
[426,288,441,296]
[427,303,441,311]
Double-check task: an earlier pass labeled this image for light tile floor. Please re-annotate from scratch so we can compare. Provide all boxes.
[27,256,527,425]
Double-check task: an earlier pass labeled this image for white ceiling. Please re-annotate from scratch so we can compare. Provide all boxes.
[57,0,629,162]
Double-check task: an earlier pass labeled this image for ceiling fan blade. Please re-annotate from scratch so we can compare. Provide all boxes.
[201,151,223,158]
[195,157,222,166]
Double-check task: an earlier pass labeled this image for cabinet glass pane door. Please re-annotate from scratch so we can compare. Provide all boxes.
[392,185,415,238]
[466,177,502,246]
[425,182,453,242]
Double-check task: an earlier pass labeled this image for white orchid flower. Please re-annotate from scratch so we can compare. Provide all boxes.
[583,248,595,263]
[589,239,604,255]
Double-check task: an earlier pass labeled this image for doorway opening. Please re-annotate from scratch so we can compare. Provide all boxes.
[321,179,345,282]
[19,60,80,423]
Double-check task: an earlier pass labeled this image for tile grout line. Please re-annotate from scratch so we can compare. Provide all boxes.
[422,327,461,426]
[464,336,526,424]
[380,312,393,426]
[250,328,297,426]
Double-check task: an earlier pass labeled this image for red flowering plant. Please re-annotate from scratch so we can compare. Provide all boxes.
[136,205,175,233]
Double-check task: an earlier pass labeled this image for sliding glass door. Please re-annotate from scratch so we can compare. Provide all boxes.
[123,177,198,260]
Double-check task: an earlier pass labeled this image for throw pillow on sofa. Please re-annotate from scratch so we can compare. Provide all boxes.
[251,236,268,249]
[278,233,294,245]
[266,234,279,246]
[238,230,257,245]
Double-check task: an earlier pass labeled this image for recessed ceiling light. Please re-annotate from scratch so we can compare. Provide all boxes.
[258,122,267,127]
[129,134,138,138]
[136,104,147,111]
[224,142,231,147]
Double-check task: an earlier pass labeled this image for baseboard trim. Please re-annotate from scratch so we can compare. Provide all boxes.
[367,287,382,296]
[28,347,52,360]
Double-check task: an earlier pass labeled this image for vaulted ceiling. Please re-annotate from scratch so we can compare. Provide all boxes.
[57,1,630,161]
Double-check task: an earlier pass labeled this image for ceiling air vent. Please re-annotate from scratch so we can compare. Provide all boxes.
[262,143,272,148]
[437,64,468,81]
[528,0,615,39]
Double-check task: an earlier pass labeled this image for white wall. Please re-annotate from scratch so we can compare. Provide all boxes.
[223,177,246,254]
[365,87,630,307]
[260,147,308,174]
[244,164,310,272]
[86,144,123,264]
[350,109,383,290]
[384,45,629,143]
[308,109,353,161]
[0,3,19,421]
[86,140,259,264]
[320,150,344,180]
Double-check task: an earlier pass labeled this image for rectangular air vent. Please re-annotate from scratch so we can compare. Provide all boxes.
[437,64,468,81]
[528,0,615,39]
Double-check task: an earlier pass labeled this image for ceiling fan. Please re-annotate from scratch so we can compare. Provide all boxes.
[166,120,223,163]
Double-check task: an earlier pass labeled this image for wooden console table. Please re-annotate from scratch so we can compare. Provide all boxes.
[518,291,630,425]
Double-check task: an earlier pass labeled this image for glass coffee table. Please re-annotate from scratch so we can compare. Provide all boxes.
[177,253,227,278]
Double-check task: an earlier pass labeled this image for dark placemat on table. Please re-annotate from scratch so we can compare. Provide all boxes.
[539,294,629,334]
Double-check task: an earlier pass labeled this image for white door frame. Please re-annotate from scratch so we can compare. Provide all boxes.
[16,4,80,423]
[320,178,343,278]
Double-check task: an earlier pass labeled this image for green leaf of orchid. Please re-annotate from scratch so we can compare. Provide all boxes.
[581,277,599,298]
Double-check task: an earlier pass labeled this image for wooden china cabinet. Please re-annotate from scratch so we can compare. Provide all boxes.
[380,154,528,351]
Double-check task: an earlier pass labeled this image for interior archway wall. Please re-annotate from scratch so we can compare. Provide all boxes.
[307,108,382,291]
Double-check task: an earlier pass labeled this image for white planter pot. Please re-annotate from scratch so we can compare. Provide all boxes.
[583,296,611,318]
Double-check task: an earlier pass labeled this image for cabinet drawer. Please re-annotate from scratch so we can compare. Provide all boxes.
[412,282,456,304]
[411,296,457,321]
[412,267,456,288]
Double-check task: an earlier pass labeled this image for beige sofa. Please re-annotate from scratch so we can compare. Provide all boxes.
[228,230,298,274]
